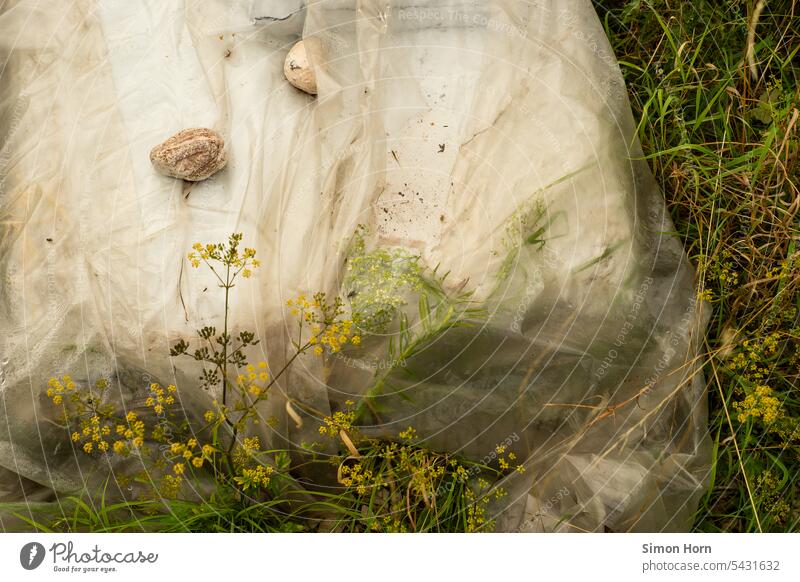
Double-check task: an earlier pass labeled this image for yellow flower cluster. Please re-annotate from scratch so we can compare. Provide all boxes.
[734,384,782,424]
[697,288,714,302]
[495,443,525,474]
[114,411,147,451]
[237,361,270,398]
[47,377,155,457]
[380,516,408,533]
[339,462,374,496]
[767,259,796,281]
[319,407,356,438]
[756,470,791,525]
[330,425,512,532]
[46,375,77,405]
[186,233,260,278]
[241,436,261,452]
[144,382,176,416]
[231,436,263,469]
[169,438,207,473]
[464,482,507,532]
[705,251,739,289]
[312,320,358,354]
[287,292,360,355]
[235,464,274,491]
[729,333,783,382]
[399,426,417,441]
[161,474,184,499]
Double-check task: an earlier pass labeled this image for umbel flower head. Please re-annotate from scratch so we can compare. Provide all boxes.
[186,232,260,278]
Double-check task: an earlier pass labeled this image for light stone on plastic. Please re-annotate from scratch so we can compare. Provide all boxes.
[283,40,317,95]
[149,128,228,181]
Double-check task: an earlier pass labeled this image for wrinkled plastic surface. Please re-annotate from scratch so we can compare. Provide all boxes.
[0,0,710,531]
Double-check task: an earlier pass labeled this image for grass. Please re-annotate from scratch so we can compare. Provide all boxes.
[10,438,505,533]
[596,0,799,532]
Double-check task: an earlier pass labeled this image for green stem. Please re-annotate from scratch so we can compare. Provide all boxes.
[222,264,231,407]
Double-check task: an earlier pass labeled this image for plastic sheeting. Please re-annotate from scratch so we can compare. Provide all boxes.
[0,0,710,531]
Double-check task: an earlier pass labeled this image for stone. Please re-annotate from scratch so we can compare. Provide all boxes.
[149,128,227,181]
[284,40,318,95]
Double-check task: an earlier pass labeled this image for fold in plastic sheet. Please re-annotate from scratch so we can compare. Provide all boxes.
[0,0,710,531]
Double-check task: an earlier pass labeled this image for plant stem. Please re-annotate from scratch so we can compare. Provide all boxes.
[222,264,231,407]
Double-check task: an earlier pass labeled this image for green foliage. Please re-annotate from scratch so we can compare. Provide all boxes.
[600,0,800,532]
[344,225,427,333]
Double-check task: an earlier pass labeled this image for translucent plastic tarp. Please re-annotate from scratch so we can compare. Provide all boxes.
[0,0,710,531]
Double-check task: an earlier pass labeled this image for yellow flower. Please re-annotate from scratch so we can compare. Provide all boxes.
[113,441,127,455]
[98,441,109,452]
[187,438,197,448]
[191,457,203,468]
[126,411,138,422]
[351,336,361,345]
[399,426,417,441]
[202,444,214,456]
[71,432,80,442]
[314,346,323,355]
[182,449,192,460]
[83,442,93,453]
[53,395,62,405]
[173,463,185,475]
[204,410,215,423]
[170,442,184,454]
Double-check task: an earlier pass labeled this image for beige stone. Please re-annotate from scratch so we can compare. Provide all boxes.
[283,40,318,95]
[149,128,227,181]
